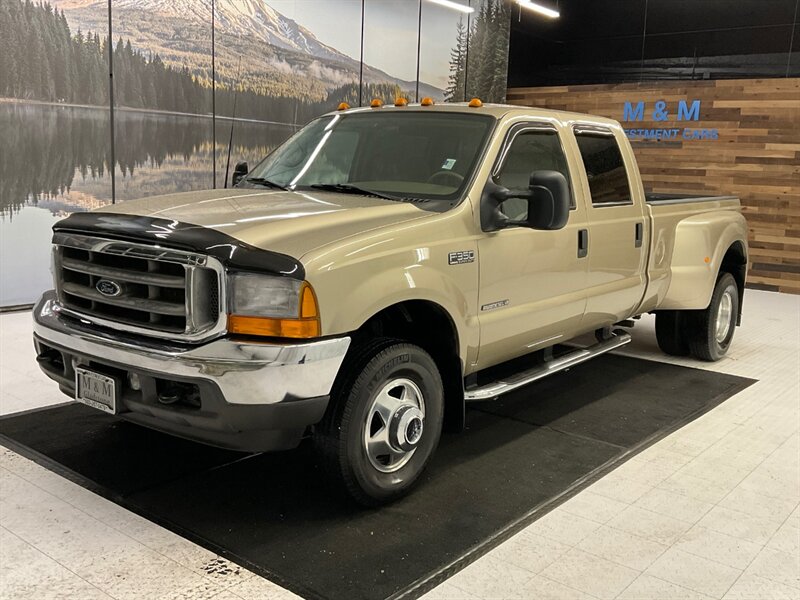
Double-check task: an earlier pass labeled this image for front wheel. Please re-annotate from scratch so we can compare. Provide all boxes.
[315,338,444,506]
[686,272,739,362]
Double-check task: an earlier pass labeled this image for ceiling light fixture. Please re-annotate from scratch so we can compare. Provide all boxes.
[517,0,560,19]
[427,0,475,14]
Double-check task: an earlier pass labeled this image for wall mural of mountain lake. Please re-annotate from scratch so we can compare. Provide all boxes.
[0,0,510,306]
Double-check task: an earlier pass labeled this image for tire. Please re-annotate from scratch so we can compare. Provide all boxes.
[315,338,444,506]
[655,311,690,356]
[686,272,739,362]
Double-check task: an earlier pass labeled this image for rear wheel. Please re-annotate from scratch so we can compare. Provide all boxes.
[315,338,444,506]
[655,311,690,356]
[686,272,739,362]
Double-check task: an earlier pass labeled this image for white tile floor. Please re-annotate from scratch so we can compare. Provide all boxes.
[0,289,798,600]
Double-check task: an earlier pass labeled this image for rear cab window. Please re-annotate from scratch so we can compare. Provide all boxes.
[573,127,633,207]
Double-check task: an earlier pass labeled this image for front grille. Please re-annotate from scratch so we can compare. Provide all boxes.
[53,234,224,341]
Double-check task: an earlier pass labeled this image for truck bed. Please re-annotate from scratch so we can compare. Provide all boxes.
[646,192,739,206]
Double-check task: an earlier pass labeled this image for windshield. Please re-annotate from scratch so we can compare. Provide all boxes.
[244,111,495,202]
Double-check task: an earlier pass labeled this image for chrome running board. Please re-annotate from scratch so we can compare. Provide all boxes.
[464,332,632,401]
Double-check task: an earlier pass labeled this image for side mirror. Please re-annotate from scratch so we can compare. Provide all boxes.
[480,170,570,232]
[525,170,570,230]
[232,161,249,186]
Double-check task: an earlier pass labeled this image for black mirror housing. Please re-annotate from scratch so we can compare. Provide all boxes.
[480,180,513,232]
[481,170,570,232]
[232,161,249,186]
[526,170,570,230]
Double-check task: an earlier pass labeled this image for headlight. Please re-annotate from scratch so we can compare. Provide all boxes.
[229,273,302,318]
[227,273,320,338]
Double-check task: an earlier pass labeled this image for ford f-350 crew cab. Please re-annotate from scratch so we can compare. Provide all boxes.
[33,102,748,505]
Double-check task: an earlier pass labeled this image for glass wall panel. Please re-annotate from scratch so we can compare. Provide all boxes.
[464,0,511,102]
[363,0,420,103]
[111,0,214,198]
[0,0,112,306]
[420,0,466,102]
[214,0,361,185]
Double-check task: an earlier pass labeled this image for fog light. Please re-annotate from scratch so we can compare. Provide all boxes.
[128,373,141,391]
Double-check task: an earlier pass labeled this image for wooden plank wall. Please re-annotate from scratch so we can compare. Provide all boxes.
[507,78,800,294]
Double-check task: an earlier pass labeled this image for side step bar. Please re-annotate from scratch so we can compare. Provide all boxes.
[464,332,632,401]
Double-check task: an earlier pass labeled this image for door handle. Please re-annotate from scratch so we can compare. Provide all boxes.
[635,222,643,248]
[577,229,589,258]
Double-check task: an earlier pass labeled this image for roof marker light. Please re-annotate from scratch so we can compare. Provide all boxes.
[370,98,383,108]
[395,97,409,107]
[421,97,435,106]
[337,102,350,111]
[468,98,483,108]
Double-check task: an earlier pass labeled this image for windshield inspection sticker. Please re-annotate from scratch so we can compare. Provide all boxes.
[441,158,457,170]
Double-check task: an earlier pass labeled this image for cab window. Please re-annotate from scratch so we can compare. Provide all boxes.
[574,133,633,206]
[494,128,573,220]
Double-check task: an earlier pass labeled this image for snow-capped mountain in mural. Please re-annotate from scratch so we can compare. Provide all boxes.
[117,0,349,62]
[49,0,443,100]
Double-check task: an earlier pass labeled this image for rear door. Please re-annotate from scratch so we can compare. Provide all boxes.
[570,125,649,326]
[476,121,590,369]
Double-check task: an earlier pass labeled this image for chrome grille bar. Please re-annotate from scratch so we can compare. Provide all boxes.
[61,257,186,288]
[61,282,187,316]
[52,233,226,342]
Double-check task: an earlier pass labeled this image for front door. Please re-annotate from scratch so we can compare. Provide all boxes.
[476,122,589,370]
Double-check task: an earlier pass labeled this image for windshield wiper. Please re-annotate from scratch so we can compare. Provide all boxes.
[310,183,401,202]
[245,177,289,190]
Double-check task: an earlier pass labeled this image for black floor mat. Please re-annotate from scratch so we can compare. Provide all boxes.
[0,355,754,600]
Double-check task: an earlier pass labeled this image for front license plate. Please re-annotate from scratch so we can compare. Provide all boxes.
[75,367,117,414]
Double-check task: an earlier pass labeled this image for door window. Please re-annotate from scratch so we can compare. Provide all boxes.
[574,133,632,206]
[494,129,573,220]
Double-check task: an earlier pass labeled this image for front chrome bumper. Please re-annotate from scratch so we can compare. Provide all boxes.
[32,291,351,452]
[33,291,350,406]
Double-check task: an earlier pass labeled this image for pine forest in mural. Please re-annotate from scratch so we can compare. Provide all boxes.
[445,0,511,103]
[0,0,414,122]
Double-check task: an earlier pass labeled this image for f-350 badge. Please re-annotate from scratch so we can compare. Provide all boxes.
[448,250,475,265]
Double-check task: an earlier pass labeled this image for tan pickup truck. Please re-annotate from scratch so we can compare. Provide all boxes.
[33,101,748,504]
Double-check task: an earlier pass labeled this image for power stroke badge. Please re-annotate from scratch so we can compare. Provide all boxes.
[448,250,475,265]
[481,299,509,311]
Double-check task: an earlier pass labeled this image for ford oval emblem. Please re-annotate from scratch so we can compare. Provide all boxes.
[96,279,122,297]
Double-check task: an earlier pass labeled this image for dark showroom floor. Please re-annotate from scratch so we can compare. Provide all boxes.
[1,289,798,600]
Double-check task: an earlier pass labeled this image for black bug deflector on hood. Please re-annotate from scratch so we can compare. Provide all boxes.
[53,212,305,279]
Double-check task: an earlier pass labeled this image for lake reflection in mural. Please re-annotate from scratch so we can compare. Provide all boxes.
[0,102,294,306]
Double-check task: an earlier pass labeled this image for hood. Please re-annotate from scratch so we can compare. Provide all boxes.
[93,188,431,258]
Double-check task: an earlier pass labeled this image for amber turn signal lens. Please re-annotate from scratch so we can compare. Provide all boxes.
[299,282,319,319]
[228,315,321,339]
[468,97,483,108]
[394,97,408,107]
[370,98,383,108]
[337,102,350,111]
[420,97,435,106]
